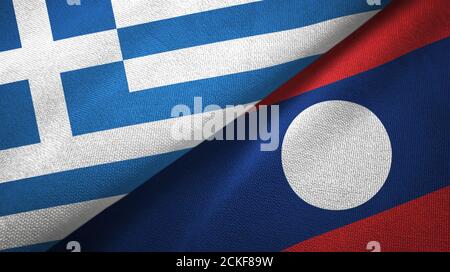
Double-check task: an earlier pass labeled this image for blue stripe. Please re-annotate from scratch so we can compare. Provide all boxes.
[0,149,189,216]
[51,38,449,251]
[63,56,317,136]
[0,0,21,52]
[46,0,116,41]
[0,80,40,151]
[118,0,388,59]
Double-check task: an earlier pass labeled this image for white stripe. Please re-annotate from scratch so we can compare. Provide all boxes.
[111,0,261,28]
[12,0,53,47]
[125,10,378,92]
[0,196,123,250]
[0,104,256,183]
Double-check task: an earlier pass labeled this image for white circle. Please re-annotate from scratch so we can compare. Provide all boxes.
[281,101,392,210]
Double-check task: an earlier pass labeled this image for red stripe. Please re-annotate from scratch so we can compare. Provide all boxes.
[261,0,450,105]
[284,187,450,252]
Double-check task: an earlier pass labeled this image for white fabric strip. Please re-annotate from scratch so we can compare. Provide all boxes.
[0,195,123,250]
[111,0,261,28]
[125,10,378,91]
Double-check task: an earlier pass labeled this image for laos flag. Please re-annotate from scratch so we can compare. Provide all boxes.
[51,0,450,252]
